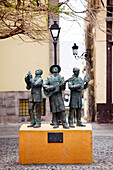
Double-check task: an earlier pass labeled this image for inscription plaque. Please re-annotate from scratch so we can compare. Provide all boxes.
[48,132,63,143]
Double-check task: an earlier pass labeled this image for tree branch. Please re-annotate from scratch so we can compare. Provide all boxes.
[0,26,24,39]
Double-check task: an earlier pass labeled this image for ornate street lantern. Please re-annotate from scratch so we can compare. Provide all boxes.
[50,21,61,41]
[50,21,61,65]
[72,43,91,62]
[72,43,79,56]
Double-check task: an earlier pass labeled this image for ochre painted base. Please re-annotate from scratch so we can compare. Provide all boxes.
[19,124,93,164]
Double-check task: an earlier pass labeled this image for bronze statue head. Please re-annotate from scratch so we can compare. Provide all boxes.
[73,67,80,76]
[35,69,43,75]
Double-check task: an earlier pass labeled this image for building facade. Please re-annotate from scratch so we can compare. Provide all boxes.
[85,0,113,123]
[0,0,59,123]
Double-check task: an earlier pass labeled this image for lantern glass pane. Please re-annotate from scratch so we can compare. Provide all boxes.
[51,30,59,38]
[73,49,78,55]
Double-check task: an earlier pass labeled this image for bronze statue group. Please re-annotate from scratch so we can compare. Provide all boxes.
[25,65,89,129]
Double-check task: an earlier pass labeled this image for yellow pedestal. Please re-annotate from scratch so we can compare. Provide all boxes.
[19,124,93,164]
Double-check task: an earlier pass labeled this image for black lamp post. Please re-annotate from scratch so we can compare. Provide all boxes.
[50,21,61,65]
[72,43,91,62]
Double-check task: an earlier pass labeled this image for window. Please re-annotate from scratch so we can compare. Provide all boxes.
[19,98,46,116]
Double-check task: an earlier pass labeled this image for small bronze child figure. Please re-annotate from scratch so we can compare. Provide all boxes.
[25,69,43,128]
[43,65,69,129]
[68,67,89,127]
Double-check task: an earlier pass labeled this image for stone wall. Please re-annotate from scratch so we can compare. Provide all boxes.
[0,91,50,123]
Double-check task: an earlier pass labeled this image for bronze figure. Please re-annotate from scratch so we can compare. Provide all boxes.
[43,65,69,129]
[25,69,43,128]
[68,67,89,127]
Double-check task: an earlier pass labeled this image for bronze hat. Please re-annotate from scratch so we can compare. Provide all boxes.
[50,65,61,73]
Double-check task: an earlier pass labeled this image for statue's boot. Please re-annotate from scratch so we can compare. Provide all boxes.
[58,119,62,125]
[63,123,69,129]
[53,124,59,128]
[69,123,75,128]
[34,123,41,128]
[68,119,75,128]
[76,118,86,127]
[76,121,86,127]
[27,112,36,127]
[50,122,54,126]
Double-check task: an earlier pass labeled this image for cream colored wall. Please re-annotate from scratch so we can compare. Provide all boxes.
[0,36,49,91]
[94,1,106,103]
[95,41,106,103]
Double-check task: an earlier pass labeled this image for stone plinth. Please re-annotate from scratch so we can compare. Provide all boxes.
[19,124,93,164]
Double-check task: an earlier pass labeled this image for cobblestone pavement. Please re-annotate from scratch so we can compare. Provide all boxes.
[0,123,113,169]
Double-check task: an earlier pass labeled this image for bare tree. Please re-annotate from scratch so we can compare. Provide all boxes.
[0,0,110,42]
[0,0,51,42]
